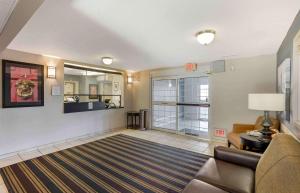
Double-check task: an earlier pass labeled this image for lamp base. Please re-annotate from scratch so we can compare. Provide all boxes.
[259,111,273,139]
[260,128,272,137]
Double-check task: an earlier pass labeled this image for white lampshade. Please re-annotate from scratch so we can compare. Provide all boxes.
[248,93,285,111]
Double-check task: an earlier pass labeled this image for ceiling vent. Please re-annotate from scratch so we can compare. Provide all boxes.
[204,60,225,75]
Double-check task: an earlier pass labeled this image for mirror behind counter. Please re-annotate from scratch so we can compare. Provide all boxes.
[63,65,124,113]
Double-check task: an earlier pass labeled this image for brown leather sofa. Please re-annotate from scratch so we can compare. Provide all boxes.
[182,134,300,193]
[227,116,279,149]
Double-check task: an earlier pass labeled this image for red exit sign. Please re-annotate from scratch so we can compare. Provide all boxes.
[214,129,225,137]
[185,63,197,72]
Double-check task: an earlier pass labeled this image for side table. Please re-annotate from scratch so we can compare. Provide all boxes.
[127,111,140,129]
[240,133,271,153]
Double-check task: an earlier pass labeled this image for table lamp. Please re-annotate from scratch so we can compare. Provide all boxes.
[248,93,285,136]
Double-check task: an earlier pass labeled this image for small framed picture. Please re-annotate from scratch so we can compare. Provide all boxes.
[2,60,44,108]
[64,81,75,95]
[89,84,98,99]
[277,58,291,122]
[113,82,119,91]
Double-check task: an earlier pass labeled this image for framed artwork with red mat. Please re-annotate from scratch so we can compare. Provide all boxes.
[2,60,44,108]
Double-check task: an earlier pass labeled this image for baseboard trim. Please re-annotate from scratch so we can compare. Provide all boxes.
[0,127,125,160]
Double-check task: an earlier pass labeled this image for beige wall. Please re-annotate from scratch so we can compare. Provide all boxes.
[0,49,129,155]
[210,55,277,135]
[131,55,277,139]
[0,50,277,154]
[131,71,151,111]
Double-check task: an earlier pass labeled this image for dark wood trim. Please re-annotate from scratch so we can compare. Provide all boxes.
[64,64,122,75]
[176,103,210,107]
[64,101,124,113]
[64,94,122,96]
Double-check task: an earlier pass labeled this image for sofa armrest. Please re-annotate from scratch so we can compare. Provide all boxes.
[214,146,261,170]
[182,179,229,193]
[232,124,255,133]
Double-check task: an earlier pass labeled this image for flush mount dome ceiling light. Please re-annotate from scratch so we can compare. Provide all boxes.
[102,57,113,65]
[196,30,216,45]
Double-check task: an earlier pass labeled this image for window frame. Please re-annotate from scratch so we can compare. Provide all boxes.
[292,31,300,129]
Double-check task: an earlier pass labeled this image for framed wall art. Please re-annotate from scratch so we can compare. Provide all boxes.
[89,84,98,99]
[277,58,291,122]
[64,81,76,95]
[2,60,44,108]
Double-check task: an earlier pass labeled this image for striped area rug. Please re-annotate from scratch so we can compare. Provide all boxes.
[0,134,209,193]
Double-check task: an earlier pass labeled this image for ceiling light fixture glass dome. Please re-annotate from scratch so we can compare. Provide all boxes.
[102,57,113,65]
[196,30,216,45]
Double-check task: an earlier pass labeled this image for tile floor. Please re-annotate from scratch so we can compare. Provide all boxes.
[0,129,227,193]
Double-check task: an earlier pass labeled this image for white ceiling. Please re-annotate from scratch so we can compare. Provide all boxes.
[0,0,18,34]
[7,0,300,71]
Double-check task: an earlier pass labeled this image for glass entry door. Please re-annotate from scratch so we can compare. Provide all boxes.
[152,76,210,139]
[177,77,209,139]
[152,79,177,132]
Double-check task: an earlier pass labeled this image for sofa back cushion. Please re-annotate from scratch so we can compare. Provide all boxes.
[256,134,300,193]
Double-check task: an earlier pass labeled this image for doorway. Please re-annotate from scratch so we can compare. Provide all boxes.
[151,76,210,139]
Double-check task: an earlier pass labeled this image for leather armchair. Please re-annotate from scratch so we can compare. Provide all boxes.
[183,146,261,193]
[214,146,261,170]
[227,116,279,149]
[183,134,300,193]
[182,179,228,193]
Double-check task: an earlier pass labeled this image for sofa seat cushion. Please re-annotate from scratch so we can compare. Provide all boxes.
[195,158,254,193]
[182,179,229,193]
